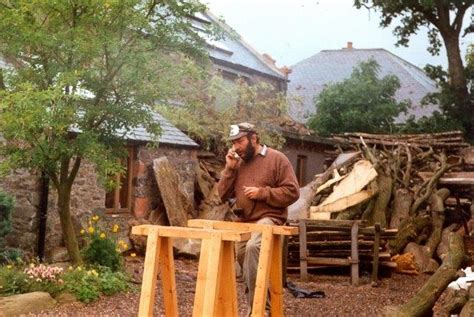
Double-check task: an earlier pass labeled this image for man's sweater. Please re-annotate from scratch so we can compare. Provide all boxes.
[217,146,300,224]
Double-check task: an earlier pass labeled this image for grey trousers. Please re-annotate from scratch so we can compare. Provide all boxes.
[235,217,277,315]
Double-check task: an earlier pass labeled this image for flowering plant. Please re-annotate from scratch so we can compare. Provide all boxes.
[22,263,64,296]
[80,214,126,271]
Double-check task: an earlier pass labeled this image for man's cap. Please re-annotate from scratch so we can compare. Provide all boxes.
[228,122,256,141]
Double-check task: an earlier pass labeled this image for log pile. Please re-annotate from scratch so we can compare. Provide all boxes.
[287,130,473,314]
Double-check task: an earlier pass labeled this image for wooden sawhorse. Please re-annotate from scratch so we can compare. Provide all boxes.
[131,225,251,317]
[188,219,298,317]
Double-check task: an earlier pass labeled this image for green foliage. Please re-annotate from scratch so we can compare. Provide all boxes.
[0,264,28,295]
[80,215,124,271]
[0,190,14,255]
[62,266,129,303]
[308,59,409,136]
[0,0,214,263]
[0,248,24,265]
[354,0,474,140]
[158,76,288,156]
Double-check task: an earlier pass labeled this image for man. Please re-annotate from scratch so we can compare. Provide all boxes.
[218,122,300,314]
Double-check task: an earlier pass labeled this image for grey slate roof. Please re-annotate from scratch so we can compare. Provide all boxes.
[199,12,286,80]
[288,48,439,123]
[125,112,198,147]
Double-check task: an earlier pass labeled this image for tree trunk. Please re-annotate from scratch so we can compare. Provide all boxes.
[437,288,468,317]
[370,173,391,227]
[425,188,450,257]
[57,184,82,264]
[390,188,413,229]
[389,215,431,255]
[386,233,465,317]
[460,284,474,317]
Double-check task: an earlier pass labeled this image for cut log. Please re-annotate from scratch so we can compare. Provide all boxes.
[436,288,468,316]
[389,188,413,229]
[460,284,474,317]
[310,190,375,218]
[288,151,361,220]
[386,233,465,317]
[436,224,459,261]
[425,188,450,258]
[153,157,190,227]
[370,173,392,227]
[319,160,377,206]
[389,215,431,255]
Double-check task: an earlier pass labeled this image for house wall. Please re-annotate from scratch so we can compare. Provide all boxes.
[281,140,329,187]
[1,144,198,259]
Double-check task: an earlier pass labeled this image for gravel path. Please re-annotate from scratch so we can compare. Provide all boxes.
[36,258,432,316]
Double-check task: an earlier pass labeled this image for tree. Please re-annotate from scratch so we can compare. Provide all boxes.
[354,0,474,140]
[0,0,210,264]
[307,59,409,136]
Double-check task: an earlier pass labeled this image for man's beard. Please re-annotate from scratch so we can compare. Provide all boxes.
[242,142,256,162]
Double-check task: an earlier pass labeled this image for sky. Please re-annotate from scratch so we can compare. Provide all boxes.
[204,0,473,69]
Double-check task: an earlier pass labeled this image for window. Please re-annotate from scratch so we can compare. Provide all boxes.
[296,155,307,186]
[105,147,135,214]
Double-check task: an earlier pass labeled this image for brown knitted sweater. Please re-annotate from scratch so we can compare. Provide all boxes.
[217,146,300,224]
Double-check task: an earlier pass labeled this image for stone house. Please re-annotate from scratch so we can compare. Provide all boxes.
[1,11,336,259]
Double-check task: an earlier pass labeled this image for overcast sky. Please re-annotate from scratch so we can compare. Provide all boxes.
[204,0,473,69]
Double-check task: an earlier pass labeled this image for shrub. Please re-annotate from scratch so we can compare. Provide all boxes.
[80,215,125,271]
[23,263,64,297]
[62,265,129,303]
[0,191,15,264]
[0,264,28,295]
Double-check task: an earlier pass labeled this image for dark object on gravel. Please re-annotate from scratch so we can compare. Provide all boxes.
[286,281,325,298]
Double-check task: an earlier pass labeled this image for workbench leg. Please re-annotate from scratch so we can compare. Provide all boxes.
[193,237,210,317]
[269,235,284,317]
[252,228,274,317]
[202,233,224,317]
[138,227,161,317]
[216,241,238,317]
[159,237,178,317]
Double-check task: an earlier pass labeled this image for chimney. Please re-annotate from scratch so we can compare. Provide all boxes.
[262,53,276,65]
[346,42,353,49]
[279,66,292,79]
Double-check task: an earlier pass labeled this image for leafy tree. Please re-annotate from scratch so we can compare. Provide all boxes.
[307,59,409,136]
[158,76,289,156]
[354,0,474,139]
[0,0,210,264]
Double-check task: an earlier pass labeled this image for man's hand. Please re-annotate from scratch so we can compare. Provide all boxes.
[225,148,241,169]
[243,186,259,200]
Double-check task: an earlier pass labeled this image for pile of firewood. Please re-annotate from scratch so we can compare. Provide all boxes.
[288,130,473,315]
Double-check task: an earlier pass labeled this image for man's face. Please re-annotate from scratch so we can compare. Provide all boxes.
[232,134,256,162]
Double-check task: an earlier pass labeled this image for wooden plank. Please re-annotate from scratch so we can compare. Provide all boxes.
[350,222,359,286]
[138,227,161,317]
[192,238,210,317]
[418,171,474,185]
[252,228,274,317]
[320,160,377,206]
[306,257,351,266]
[131,225,251,242]
[315,169,347,195]
[159,237,178,317]
[310,190,375,214]
[202,233,223,317]
[270,235,284,317]
[372,223,381,284]
[216,241,238,317]
[295,219,366,227]
[187,219,298,236]
[299,219,308,281]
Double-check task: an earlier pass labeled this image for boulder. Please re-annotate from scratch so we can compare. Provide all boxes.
[0,292,56,316]
[173,238,201,259]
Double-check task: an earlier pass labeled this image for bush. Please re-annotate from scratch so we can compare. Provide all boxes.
[80,215,125,271]
[62,266,129,303]
[0,264,29,295]
[0,248,24,264]
[0,191,15,263]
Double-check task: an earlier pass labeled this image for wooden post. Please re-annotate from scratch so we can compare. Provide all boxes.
[372,223,381,284]
[270,235,284,317]
[202,232,224,317]
[299,219,308,281]
[158,237,178,316]
[216,241,238,316]
[252,227,274,317]
[138,226,163,317]
[350,222,359,286]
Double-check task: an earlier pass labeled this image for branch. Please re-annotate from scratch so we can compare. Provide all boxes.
[402,144,412,188]
[67,156,82,187]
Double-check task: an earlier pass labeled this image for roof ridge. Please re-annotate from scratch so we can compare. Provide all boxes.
[204,10,286,80]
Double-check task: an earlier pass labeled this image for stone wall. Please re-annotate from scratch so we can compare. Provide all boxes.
[1,143,198,259]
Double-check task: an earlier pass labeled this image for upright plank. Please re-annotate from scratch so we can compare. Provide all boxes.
[299,219,308,281]
[216,241,238,316]
[202,233,224,317]
[159,237,178,317]
[350,222,359,286]
[372,223,381,284]
[252,228,274,317]
[138,226,161,317]
[269,235,284,317]
[192,238,210,317]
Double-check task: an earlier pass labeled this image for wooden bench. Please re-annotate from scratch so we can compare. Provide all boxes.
[131,225,251,317]
[286,219,397,285]
[187,219,298,317]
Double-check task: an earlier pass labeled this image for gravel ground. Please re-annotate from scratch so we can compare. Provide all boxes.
[35,257,433,316]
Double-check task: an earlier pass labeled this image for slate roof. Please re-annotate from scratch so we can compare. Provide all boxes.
[197,11,286,81]
[288,48,439,123]
[125,112,198,147]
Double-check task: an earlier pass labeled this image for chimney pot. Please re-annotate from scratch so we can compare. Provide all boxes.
[347,42,353,49]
